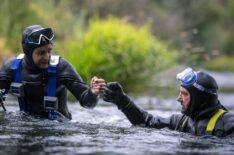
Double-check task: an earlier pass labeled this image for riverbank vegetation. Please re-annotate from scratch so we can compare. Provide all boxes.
[62,18,176,92]
[1,0,234,94]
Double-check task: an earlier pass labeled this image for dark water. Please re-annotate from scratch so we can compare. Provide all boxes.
[0,93,234,155]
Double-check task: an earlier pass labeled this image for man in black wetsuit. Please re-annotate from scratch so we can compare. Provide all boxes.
[0,25,105,120]
[103,68,234,137]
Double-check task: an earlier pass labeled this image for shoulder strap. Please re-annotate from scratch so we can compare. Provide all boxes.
[11,54,24,82]
[175,115,189,131]
[44,55,60,120]
[11,53,26,111]
[206,109,227,134]
[47,55,59,96]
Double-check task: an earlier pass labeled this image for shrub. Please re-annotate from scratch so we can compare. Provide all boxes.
[205,56,234,72]
[64,17,177,93]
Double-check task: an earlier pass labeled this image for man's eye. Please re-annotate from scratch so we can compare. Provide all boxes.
[38,51,45,55]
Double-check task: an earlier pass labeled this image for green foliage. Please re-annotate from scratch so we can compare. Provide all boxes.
[0,0,42,53]
[205,56,234,72]
[225,32,234,56]
[64,18,176,93]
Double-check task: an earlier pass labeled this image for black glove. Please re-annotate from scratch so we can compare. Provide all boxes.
[103,82,131,109]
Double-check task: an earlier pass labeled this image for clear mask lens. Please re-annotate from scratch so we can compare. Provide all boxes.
[176,68,197,86]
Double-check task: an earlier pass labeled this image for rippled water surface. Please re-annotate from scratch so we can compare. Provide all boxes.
[0,94,234,155]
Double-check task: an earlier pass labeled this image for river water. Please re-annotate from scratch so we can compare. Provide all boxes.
[0,92,234,155]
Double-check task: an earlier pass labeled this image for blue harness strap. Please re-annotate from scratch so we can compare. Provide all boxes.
[11,54,26,111]
[44,55,60,120]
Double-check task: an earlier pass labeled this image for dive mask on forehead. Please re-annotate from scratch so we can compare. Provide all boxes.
[176,68,197,86]
[177,68,217,95]
[25,28,54,45]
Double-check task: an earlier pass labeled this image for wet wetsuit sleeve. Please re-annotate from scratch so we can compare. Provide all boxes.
[57,58,98,108]
[121,100,181,130]
[0,58,14,95]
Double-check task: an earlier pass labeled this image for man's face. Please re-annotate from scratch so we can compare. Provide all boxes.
[177,86,191,113]
[32,44,52,69]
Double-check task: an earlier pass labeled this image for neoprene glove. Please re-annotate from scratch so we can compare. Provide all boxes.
[103,82,131,109]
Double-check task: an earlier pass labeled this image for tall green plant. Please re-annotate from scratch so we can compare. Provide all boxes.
[0,0,41,53]
[64,18,176,93]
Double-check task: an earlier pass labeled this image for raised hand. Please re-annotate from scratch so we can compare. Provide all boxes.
[103,82,130,109]
[90,76,106,95]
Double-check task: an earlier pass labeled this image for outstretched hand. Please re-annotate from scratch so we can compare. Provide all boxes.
[103,82,130,108]
[90,76,106,95]
[103,82,124,103]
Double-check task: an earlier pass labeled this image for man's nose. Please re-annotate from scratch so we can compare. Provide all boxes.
[177,93,181,102]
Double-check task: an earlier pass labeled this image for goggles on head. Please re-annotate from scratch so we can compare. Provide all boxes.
[25,28,54,45]
[176,68,217,95]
